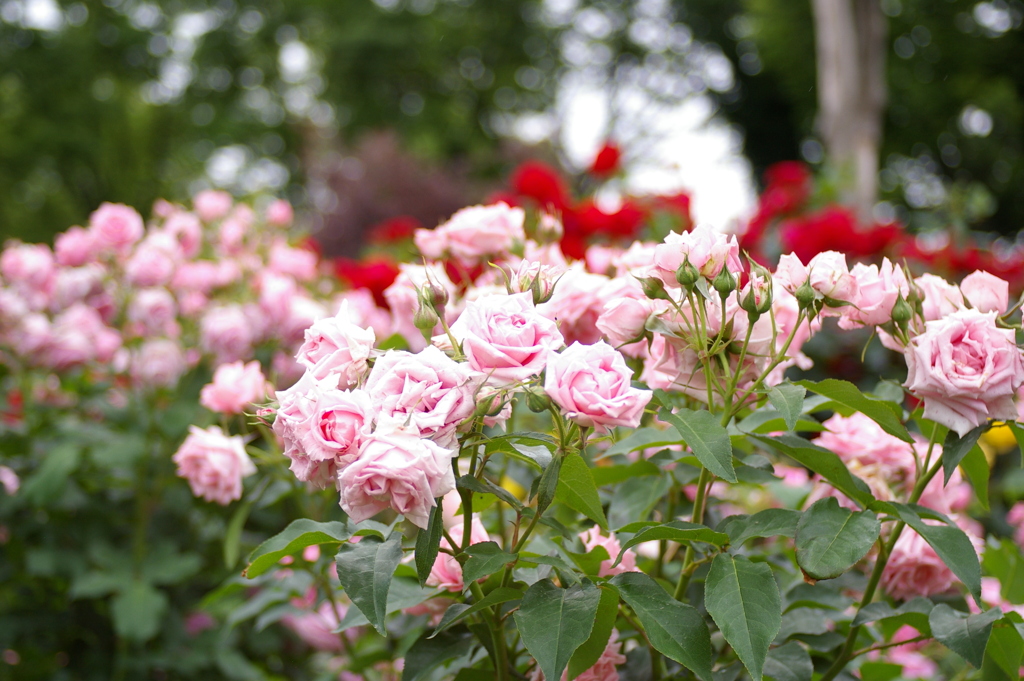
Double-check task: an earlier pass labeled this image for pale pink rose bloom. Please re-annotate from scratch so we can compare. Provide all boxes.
[173,425,255,505]
[815,413,915,481]
[522,239,569,269]
[295,300,376,387]
[448,292,564,386]
[838,258,909,329]
[868,625,938,680]
[218,215,248,254]
[272,350,306,387]
[50,264,106,312]
[193,189,233,222]
[124,241,179,288]
[269,240,318,281]
[914,273,964,321]
[88,203,144,256]
[365,346,481,447]
[642,334,710,404]
[281,600,345,651]
[152,198,178,218]
[770,288,818,371]
[0,287,29,327]
[881,527,958,600]
[256,271,298,325]
[1,242,55,293]
[529,629,627,681]
[546,341,653,433]
[537,265,609,346]
[418,202,526,265]
[338,429,456,528]
[807,251,857,302]
[178,290,208,318]
[596,278,665,358]
[200,360,267,414]
[334,289,392,341]
[960,270,1009,314]
[414,228,447,260]
[384,263,455,351]
[1007,503,1024,548]
[126,288,180,338]
[0,465,19,495]
[172,261,223,294]
[266,199,294,227]
[163,212,203,258]
[45,303,121,369]
[54,226,98,266]
[280,295,328,346]
[297,388,372,467]
[651,225,742,284]
[916,462,971,516]
[507,258,566,304]
[130,339,188,389]
[611,240,658,277]
[774,253,810,294]
[904,309,1024,436]
[427,516,490,592]
[9,313,52,357]
[579,526,638,577]
[200,304,255,363]
[273,373,338,488]
[585,244,624,275]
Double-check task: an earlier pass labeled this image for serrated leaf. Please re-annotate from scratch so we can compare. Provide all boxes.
[603,427,683,459]
[763,641,813,681]
[565,545,610,577]
[111,580,168,643]
[661,408,736,482]
[796,379,911,442]
[535,454,563,514]
[456,475,523,510]
[513,579,601,681]
[795,498,880,581]
[245,519,350,578]
[335,532,403,635]
[960,442,991,510]
[892,503,982,603]
[555,453,608,529]
[719,509,802,546]
[430,587,523,637]
[705,554,782,681]
[929,603,1002,667]
[984,623,1023,678]
[852,598,934,634]
[402,629,476,681]
[415,500,444,586]
[568,586,619,681]
[615,521,729,566]
[609,571,713,681]
[607,473,672,530]
[943,425,987,484]
[335,578,440,631]
[751,434,874,508]
[768,384,806,431]
[462,542,518,584]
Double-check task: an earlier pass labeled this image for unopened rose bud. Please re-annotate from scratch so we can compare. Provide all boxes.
[675,257,700,290]
[423,281,449,310]
[639,276,672,301]
[891,294,913,329]
[795,281,817,311]
[525,389,551,413]
[712,267,737,296]
[739,273,772,319]
[413,304,440,333]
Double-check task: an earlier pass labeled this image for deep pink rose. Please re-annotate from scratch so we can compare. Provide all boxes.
[448,292,564,385]
[295,300,375,387]
[960,270,1009,314]
[173,425,255,505]
[528,629,627,681]
[200,360,267,414]
[545,341,652,433]
[904,309,1024,436]
[338,429,456,528]
[880,528,956,600]
[88,203,144,256]
[193,189,233,222]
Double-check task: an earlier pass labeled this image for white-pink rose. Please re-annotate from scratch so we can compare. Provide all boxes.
[200,304,255,364]
[295,301,375,387]
[172,425,255,505]
[266,199,294,227]
[904,309,1024,436]
[774,253,810,294]
[651,225,741,284]
[273,374,337,489]
[579,527,637,577]
[416,202,526,265]
[298,388,372,467]
[914,273,964,321]
[838,258,909,328]
[200,360,267,414]
[960,270,1009,314]
[126,288,179,338]
[270,240,318,281]
[545,341,652,433]
[807,251,857,303]
[193,189,234,222]
[537,265,609,346]
[384,263,455,351]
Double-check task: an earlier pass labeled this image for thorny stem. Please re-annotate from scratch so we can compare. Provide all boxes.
[673,467,712,600]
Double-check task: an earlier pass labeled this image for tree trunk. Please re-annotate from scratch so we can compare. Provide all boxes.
[811,0,887,221]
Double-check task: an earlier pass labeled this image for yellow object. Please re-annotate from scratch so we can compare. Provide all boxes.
[981,423,1018,457]
[500,475,527,501]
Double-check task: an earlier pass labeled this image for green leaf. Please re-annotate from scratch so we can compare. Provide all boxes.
[795,498,880,581]
[603,426,682,459]
[430,587,523,637]
[21,442,80,505]
[70,570,127,599]
[984,623,1024,679]
[763,641,813,681]
[615,521,729,566]
[767,384,806,432]
[783,584,854,613]
[462,542,518,584]
[534,453,563,515]
[224,499,253,569]
[402,629,476,681]
[751,434,874,508]
[415,500,444,586]
[719,509,802,546]
[704,554,782,681]
[858,662,903,681]
[565,545,610,577]
[929,603,1003,667]
[1008,421,1024,461]
[555,453,608,530]
[335,532,403,635]
[513,579,601,681]
[607,473,672,530]
[852,598,934,634]
[892,503,982,603]
[245,519,350,578]
[960,442,991,510]
[485,435,554,470]
[660,408,737,482]
[456,475,523,510]
[609,572,713,681]
[335,578,439,631]
[590,460,660,486]
[568,586,619,681]
[983,541,1024,604]
[111,580,168,643]
[796,379,911,442]
[943,425,987,484]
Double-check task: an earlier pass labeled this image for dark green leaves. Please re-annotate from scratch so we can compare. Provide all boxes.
[767,384,806,431]
[614,521,729,566]
[704,554,782,681]
[567,587,619,681]
[336,532,403,635]
[942,425,986,484]
[403,629,476,681]
[111,580,168,643]
[461,542,518,584]
[796,379,911,442]
[245,519,350,578]
[929,604,1003,667]
[795,498,880,581]
[609,572,713,681]
[513,579,601,681]
[719,509,802,546]
[660,408,736,482]
[763,641,813,681]
[555,453,608,530]
[892,503,982,603]
[431,587,523,637]
[751,434,874,508]
[415,501,445,586]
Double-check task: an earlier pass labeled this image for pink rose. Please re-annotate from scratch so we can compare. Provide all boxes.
[641,334,710,404]
[914,273,964,321]
[579,527,637,577]
[880,528,956,600]
[651,225,741,283]
[960,270,1009,314]
[1008,503,1024,548]
[200,304,256,364]
[545,341,652,433]
[269,240,318,281]
[338,429,456,528]
[200,360,267,414]
[297,388,372,467]
[807,251,857,303]
[333,289,392,341]
[774,253,809,294]
[54,226,98,267]
[365,346,481,447]
[815,413,915,481]
[282,601,346,651]
[171,261,223,294]
[596,279,664,358]
[257,271,298,325]
[537,265,609,346]
[416,202,526,266]
[88,203,144,256]
[426,517,490,592]
[193,189,233,222]
[45,303,121,369]
[173,425,255,505]
[0,465,20,495]
[508,258,566,305]
[130,339,187,389]
[1,242,55,292]
[50,264,106,312]
[448,292,564,386]
[126,288,179,338]
[585,244,623,275]
[124,238,180,287]
[904,309,1024,436]
[295,300,375,387]
[266,199,294,227]
[838,258,909,328]
[273,374,338,489]
[281,295,328,346]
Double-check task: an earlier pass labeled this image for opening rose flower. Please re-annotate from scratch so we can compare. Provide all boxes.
[273,374,339,489]
[838,258,908,328]
[338,428,456,528]
[448,292,564,386]
[545,341,652,433]
[172,425,256,505]
[903,308,1024,436]
[297,388,372,468]
[651,224,741,284]
[200,360,267,414]
[295,300,376,388]
[414,202,525,266]
[960,270,1009,314]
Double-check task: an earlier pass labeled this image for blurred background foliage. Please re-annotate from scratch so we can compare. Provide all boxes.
[2,0,1024,246]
